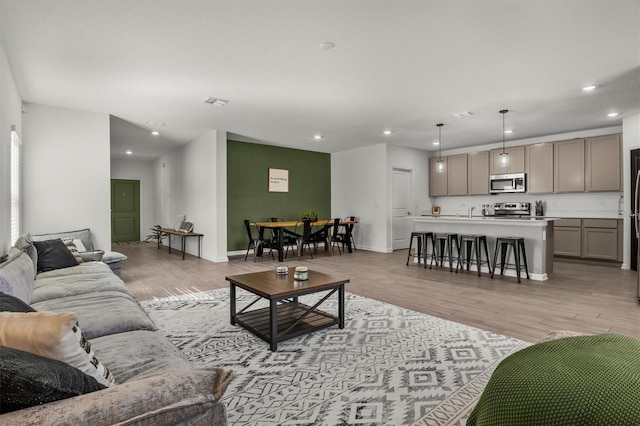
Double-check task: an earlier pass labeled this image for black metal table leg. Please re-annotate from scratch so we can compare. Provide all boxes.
[270,299,278,351]
[339,284,345,329]
[230,284,236,325]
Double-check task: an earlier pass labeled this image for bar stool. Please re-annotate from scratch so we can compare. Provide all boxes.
[434,233,460,272]
[457,234,492,277]
[406,232,426,266]
[423,232,438,269]
[491,237,530,283]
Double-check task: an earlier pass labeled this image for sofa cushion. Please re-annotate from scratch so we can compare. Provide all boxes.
[32,262,131,303]
[33,239,79,273]
[31,291,157,339]
[0,249,35,304]
[102,250,128,265]
[0,292,36,312]
[0,345,106,414]
[32,228,95,251]
[91,330,191,383]
[0,311,115,387]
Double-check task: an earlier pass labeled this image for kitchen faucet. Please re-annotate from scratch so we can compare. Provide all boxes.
[456,203,465,218]
[468,206,475,218]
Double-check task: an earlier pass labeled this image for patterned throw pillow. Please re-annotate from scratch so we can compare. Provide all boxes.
[0,311,115,387]
[62,238,87,254]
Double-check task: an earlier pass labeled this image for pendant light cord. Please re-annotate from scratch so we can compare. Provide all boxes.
[500,109,508,154]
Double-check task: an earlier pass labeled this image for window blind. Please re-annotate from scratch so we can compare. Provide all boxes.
[10,129,21,246]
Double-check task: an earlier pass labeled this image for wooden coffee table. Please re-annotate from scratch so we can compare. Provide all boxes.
[226,270,349,351]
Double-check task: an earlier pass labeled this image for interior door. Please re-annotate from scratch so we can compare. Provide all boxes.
[111,179,140,243]
[392,168,412,250]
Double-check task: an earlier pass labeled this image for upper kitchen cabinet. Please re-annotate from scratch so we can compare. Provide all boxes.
[525,143,554,194]
[429,156,447,196]
[554,139,585,193]
[447,154,468,195]
[585,134,622,192]
[468,151,490,195]
[490,146,525,174]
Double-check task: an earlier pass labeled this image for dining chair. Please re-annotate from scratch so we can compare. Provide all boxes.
[243,219,274,262]
[290,220,314,260]
[328,218,344,255]
[268,217,296,258]
[339,216,358,251]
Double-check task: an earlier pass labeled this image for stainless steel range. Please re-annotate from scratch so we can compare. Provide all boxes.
[494,202,531,217]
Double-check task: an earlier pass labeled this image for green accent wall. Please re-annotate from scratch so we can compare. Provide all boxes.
[227,140,331,251]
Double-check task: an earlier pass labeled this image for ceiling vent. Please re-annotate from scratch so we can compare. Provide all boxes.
[452,111,474,118]
[203,97,230,107]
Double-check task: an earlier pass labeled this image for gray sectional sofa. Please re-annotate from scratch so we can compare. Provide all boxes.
[0,235,232,425]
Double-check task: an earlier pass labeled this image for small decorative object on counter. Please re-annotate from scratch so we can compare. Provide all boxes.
[294,266,308,281]
[276,265,288,275]
[535,200,544,216]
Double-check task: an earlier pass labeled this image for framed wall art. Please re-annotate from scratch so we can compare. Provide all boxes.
[268,168,289,192]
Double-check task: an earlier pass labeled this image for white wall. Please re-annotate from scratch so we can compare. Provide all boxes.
[154,130,228,262]
[622,113,640,269]
[387,144,431,248]
[22,103,111,249]
[110,159,156,239]
[332,143,388,252]
[0,43,22,253]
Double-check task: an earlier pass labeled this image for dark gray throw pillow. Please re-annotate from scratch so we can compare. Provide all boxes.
[33,239,79,273]
[0,292,36,312]
[0,345,106,413]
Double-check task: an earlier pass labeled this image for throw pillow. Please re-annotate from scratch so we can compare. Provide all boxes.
[62,237,87,254]
[0,311,115,387]
[0,292,36,312]
[0,345,105,414]
[33,239,79,273]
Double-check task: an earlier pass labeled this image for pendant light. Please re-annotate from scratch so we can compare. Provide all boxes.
[499,109,509,167]
[436,123,444,173]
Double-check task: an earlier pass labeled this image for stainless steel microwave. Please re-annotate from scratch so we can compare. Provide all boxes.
[490,173,526,194]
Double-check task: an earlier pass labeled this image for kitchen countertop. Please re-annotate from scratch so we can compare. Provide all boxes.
[413,215,557,226]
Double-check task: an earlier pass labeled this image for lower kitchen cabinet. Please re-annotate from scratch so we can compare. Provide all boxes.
[554,218,622,262]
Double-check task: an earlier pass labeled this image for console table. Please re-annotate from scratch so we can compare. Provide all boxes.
[154,228,203,260]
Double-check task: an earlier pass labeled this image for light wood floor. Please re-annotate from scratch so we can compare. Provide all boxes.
[115,242,640,343]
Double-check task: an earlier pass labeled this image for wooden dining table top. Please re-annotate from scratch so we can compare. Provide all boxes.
[253,219,357,228]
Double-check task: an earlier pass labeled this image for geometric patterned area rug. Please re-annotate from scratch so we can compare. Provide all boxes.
[141,288,530,425]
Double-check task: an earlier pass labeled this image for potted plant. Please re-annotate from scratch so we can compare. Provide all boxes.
[300,210,318,222]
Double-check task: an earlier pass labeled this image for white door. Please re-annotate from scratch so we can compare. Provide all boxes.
[392,168,412,250]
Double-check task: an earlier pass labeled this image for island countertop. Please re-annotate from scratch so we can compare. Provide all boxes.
[411,216,558,227]
[410,216,555,281]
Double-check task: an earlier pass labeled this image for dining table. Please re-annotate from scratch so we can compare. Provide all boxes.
[253,219,358,262]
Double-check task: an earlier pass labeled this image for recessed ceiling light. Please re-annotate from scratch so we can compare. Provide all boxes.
[383,130,392,135]
[203,96,230,107]
[151,131,160,136]
[452,111,474,118]
[582,85,597,91]
[318,42,335,50]
[314,135,323,140]
[608,112,619,117]
[504,129,513,134]
[126,150,132,155]
[433,141,439,146]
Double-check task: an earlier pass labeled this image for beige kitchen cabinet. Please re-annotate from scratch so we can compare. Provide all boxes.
[467,151,490,195]
[585,134,622,192]
[582,219,619,261]
[554,139,585,193]
[553,219,582,257]
[490,146,525,174]
[525,143,554,194]
[554,218,622,261]
[447,154,468,195]
[429,156,447,196]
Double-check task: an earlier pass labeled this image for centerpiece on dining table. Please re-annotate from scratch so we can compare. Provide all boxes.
[300,210,318,222]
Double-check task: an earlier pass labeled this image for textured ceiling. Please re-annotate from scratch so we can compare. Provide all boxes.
[1,0,639,160]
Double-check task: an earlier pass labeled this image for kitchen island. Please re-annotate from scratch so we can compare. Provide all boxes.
[412,216,556,281]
